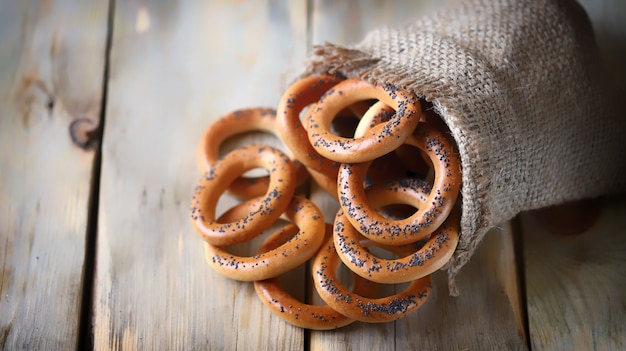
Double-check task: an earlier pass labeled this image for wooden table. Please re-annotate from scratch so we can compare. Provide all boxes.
[2,1,625,350]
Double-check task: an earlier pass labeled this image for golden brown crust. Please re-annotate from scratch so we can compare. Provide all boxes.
[276,75,343,175]
[197,107,308,198]
[333,178,460,284]
[191,145,296,246]
[204,196,325,281]
[306,78,422,163]
[254,224,378,330]
[190,76,463,329]
[312,235,431,323]
[338,122,461,244]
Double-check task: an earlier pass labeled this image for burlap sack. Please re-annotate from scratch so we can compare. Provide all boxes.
[302,0,626,295]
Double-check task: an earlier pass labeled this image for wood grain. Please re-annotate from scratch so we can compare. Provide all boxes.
[0,0,623,349]
[92,1,309,349]
[308,225,528,350]
[522,198,626,351]
[0,0,109,349]
[394,225,527,350]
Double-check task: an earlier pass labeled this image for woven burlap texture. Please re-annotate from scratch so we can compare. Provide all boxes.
[303,0,626,295]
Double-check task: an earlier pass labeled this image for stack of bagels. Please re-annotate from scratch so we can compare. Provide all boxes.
[190,76,461,329]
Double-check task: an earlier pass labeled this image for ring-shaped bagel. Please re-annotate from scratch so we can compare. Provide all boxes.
[197,107,307,198]
[312,234,431,323]
[191,145,296,246]
[204,195,325,281]
[334,178,460,284]
[338,122,461,244]
[276,75,343,175]
[307,78,422,163]
[305,101,398,200]
[354,101,432,185]
[352,102,412,186]
[254,224,378,330]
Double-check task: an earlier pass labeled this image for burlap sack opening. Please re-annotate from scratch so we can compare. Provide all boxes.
[302,0,626,295]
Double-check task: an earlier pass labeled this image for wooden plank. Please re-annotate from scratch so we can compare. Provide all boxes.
[308,1,527,349]
[394,225,527,350]
[92,1,309,349]
[522,2,626,350]
[0,0,109,349]
[522,198,626,350]
[307,223,527,350]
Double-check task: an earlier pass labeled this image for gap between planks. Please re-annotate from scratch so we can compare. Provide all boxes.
[77,0,116,349]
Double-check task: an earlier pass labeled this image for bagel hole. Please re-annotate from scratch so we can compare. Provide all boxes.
[227,218,307,301]
[214,191,240,219]
[394,144,432,180]
[363,246,408,297]
[376,204,418,220]
[336,261,356,291]
[330,100,378,138]
[363,143,435,189]
[226,218,293,257]
[220,131,287,177]
[391,281,412,295]
[241,167,269,179]
[308,259,358,306]
[330,114,360,138]
[278,263,307,302]
[366,245,399,259]
[369,280,412,299]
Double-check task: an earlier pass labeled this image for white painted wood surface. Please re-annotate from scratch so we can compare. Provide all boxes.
[1,0,624,350]
[92,1,309,349]
[0,0,109,349]
[522,198,626,350]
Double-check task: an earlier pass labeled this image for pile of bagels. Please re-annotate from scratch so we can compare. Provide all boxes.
[190,75,462,330]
